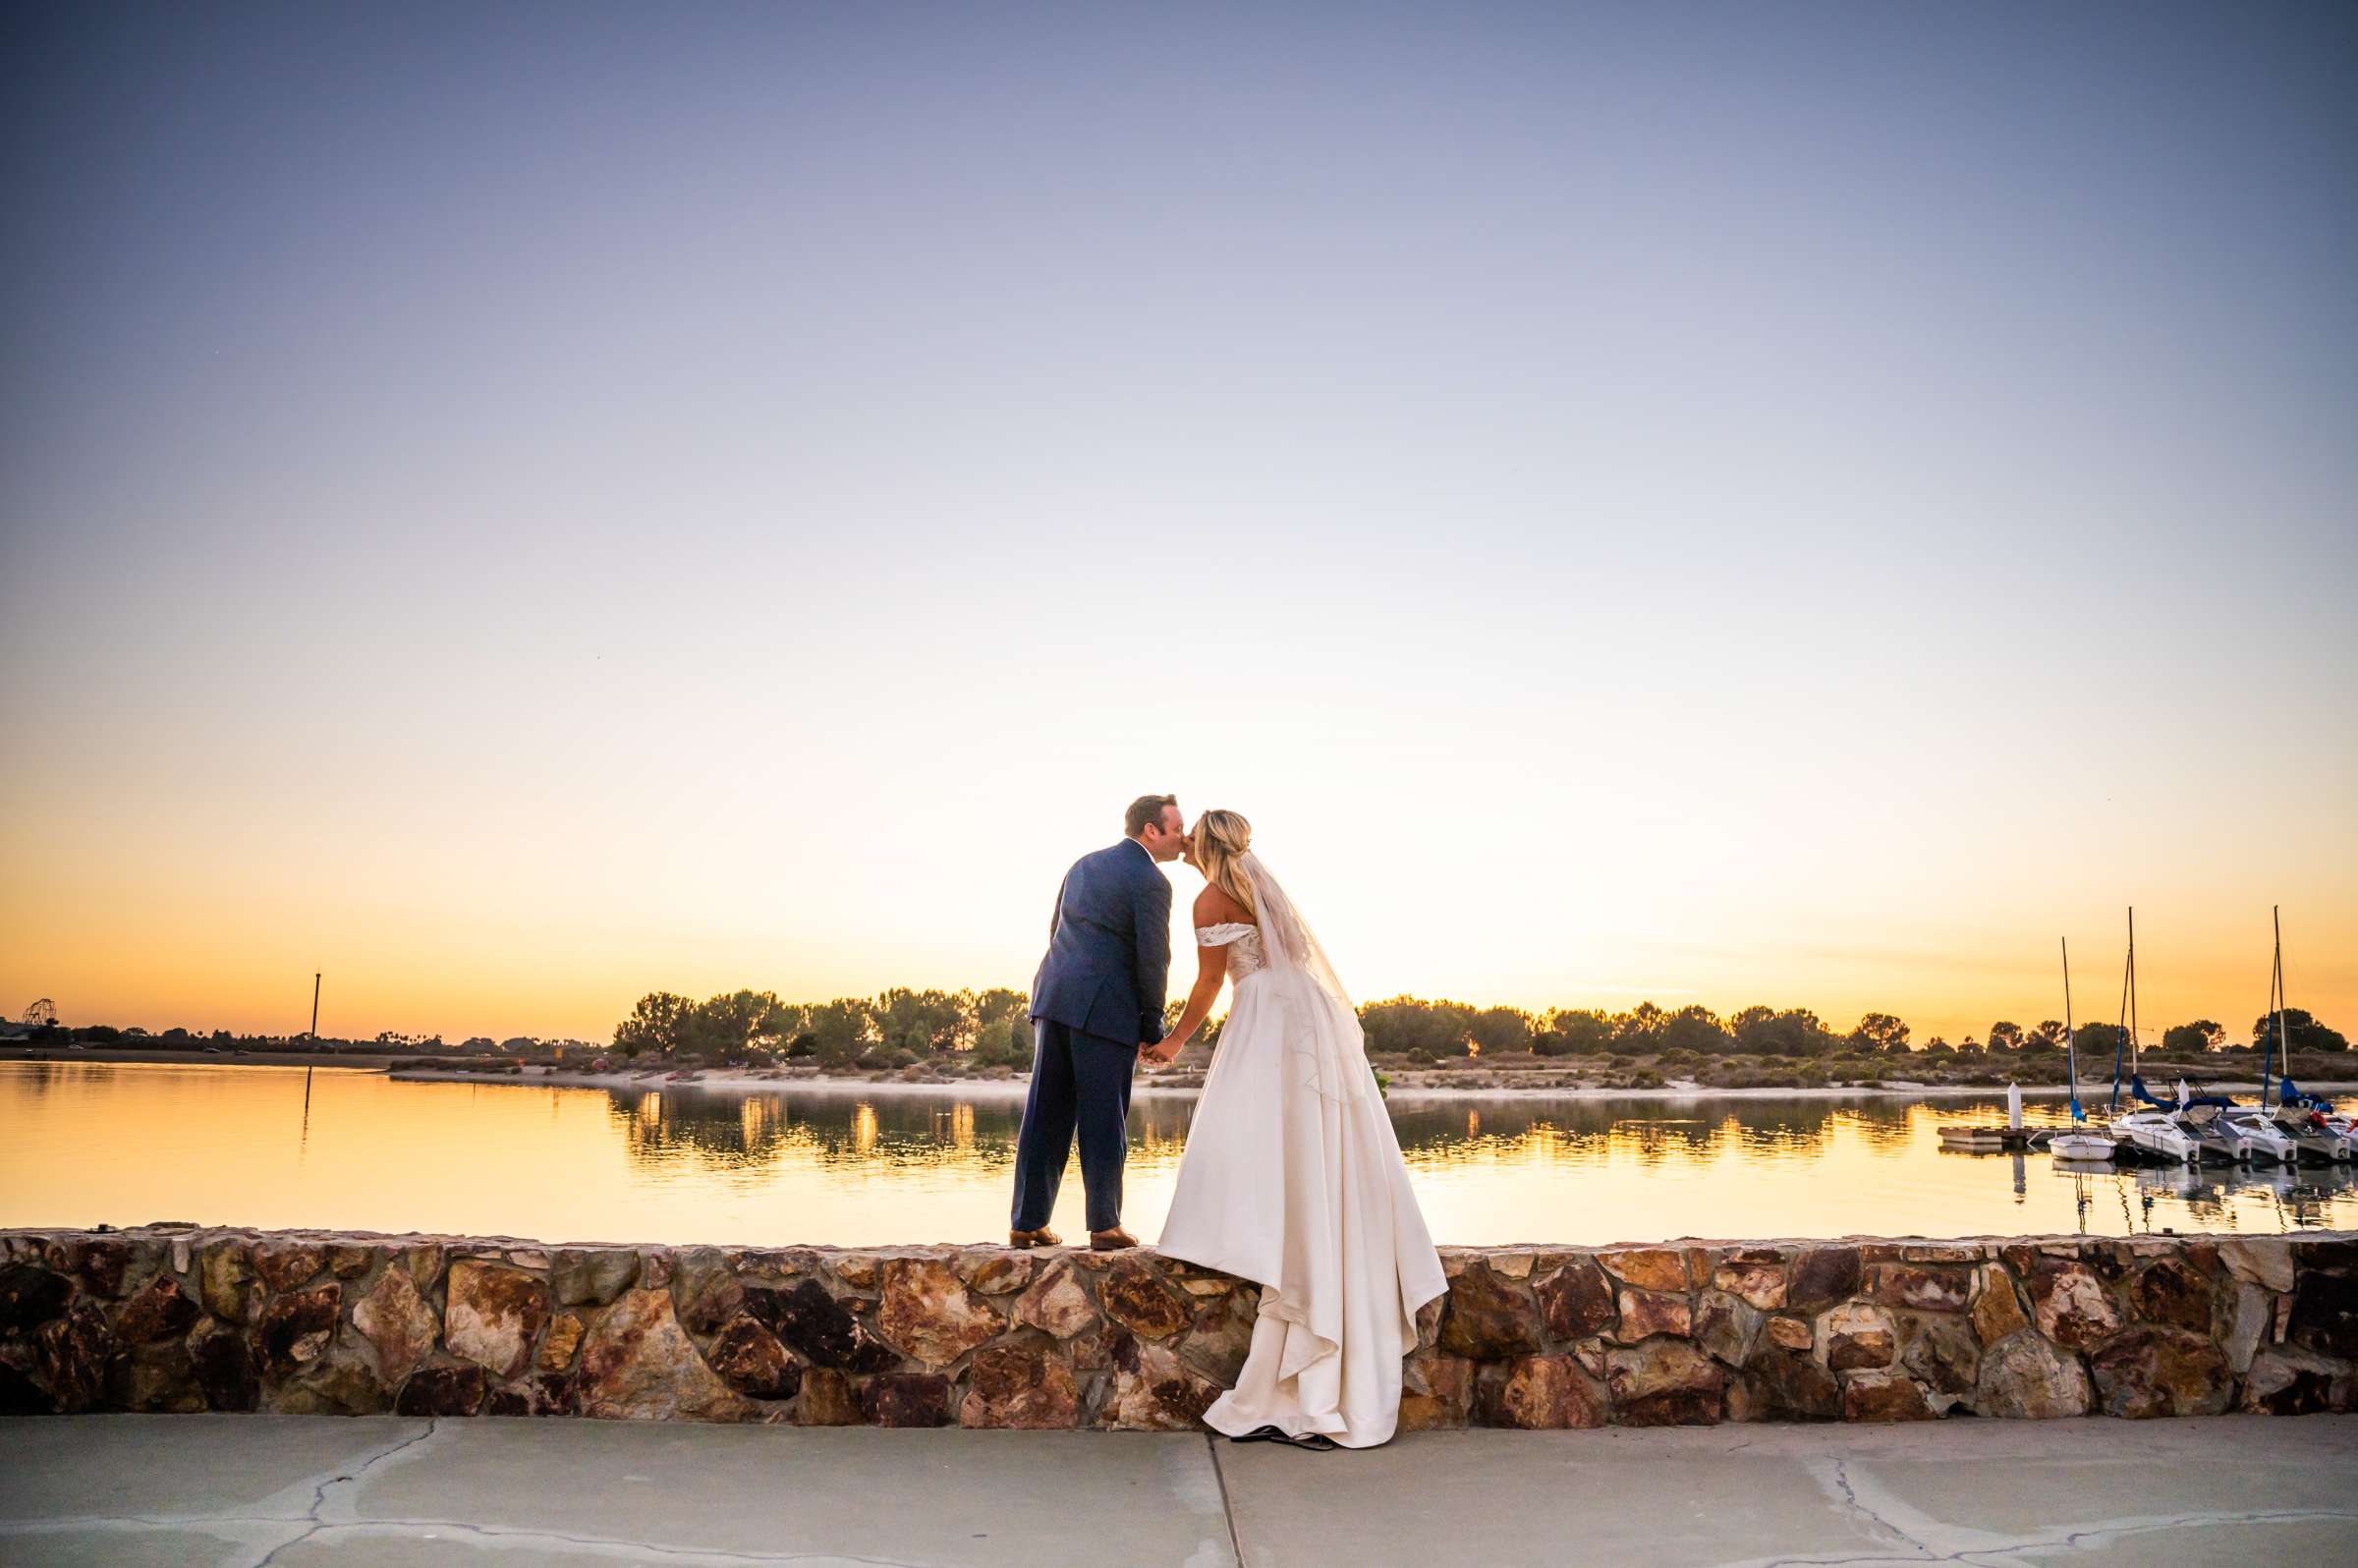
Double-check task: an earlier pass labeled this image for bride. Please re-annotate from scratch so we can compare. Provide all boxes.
[1143,810,1447,1450]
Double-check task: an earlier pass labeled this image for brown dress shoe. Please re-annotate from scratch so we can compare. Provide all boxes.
[1089,1226,1141,1251]
[1009,1226,1061,1249]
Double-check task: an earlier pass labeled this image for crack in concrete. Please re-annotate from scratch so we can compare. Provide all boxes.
[1821,1458,1938,1558]
[252,1417,442,1567]
[0,1511,940,1567]
[1205,1433,1248,1568]
[14,1498,2357,1568]
[1743,1503,2358,1568]
[0,1429,469,1567]
[2,1413,1119,1568]
[11,1416,2355,1568]
[0,1514,309,1534]
[260,1517,941,1564]
[314,1416,443,1515]
[2036,1506,2358,1556]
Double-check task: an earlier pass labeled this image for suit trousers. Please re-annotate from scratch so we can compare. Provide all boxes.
[1010,1018,1137,1233]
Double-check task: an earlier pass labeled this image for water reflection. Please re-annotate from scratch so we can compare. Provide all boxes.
[3,1063,2352,1247]
[2065,1159,2358,1233]
[612,1089,1008,1175]
[1388,1095,1965,1170]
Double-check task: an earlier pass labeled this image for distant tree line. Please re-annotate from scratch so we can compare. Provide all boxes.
[1359,1000,2343,1060]
[605,990,2346,1065]
[24,996,2342,1065]
[5,1022,599,1054]
[1350,1001,1922,1060]
[609,988,1042,1070]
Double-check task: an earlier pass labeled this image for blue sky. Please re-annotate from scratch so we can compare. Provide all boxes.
[4,2,2352,1044]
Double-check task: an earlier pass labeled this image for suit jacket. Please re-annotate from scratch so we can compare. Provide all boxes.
[1029,838,1172,1046]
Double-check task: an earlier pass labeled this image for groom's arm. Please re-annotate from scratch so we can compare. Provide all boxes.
[1132,871,1171,1045]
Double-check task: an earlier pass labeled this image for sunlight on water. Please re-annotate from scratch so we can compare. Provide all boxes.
[3,1062,2351,1246]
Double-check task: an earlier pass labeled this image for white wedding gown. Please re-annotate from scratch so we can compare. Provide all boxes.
[1154,918,1448,1449]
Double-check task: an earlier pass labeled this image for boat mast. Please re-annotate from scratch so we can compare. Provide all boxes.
[2128,907,2139,1083]
[2273,905,2290,1106]
[2108,907,2132,1112]
[2062,936,2081,1122]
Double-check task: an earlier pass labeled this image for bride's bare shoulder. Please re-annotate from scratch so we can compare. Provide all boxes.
[1192,884,1255,926]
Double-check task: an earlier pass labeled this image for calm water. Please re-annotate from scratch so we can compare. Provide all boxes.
[4,1061,2353,1245]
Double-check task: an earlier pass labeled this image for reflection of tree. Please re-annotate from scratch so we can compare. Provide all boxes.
[1384,1094,1925,1171]
[602,1089,1047,1177]
[597,1086,1217,1181]
[1,1060,137,1101]
[5,1061,66,1098]
[1133,1097,1199,1146]
[22,1065,2358,1240]
[573,1083,2358,1239]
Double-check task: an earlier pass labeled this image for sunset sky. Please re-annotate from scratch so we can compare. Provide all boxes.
[4,2,2352,1051]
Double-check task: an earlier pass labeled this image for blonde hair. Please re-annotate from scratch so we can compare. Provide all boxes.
[1189,810,1257,918]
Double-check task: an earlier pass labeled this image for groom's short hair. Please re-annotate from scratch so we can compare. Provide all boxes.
[1125,794,1178,837]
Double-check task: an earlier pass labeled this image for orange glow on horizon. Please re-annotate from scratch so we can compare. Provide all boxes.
[5,866,2350,1056]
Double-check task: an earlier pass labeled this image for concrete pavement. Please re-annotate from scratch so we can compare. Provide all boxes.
[3,1414,2354,1567]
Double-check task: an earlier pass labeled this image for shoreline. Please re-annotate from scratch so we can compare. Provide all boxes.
[10,1046,2352,1106]
[381,1064,2358,1104]
[0,1045,404,1069]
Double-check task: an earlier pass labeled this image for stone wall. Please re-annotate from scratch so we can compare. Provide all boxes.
[3,1227,2352,1427]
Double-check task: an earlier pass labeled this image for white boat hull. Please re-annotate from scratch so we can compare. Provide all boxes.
[2048,1131,2119,1161]
[2215,1109,2299,1164]
[2109,1111,2198,1164]
[2275,1113,2357,1162]
[2194,1120,2259,1163]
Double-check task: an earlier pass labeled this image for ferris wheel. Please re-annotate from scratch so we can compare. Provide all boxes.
[23,999,56,1028]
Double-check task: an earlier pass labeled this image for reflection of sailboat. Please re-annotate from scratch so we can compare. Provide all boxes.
[2227,1162,2302,1204]
[2056,1160,2100,1232]
[2130,1160,2204,1202]
[2125,1153,2351,1212]
[2283,1162,2358,1216]
[2105,911,2199,1164]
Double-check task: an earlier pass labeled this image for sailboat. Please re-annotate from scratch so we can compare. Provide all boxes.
[2105,909,2200,1164]
[2274,1085,2357,1162]
[2087,910,2293,1163]
[2140,908,2297,1164]
[2049,935,2119,1160]
[2259,908,2357,1163]
[2180,1074,2294,1164]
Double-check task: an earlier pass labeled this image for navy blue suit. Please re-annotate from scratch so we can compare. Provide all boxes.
[1012,838,1172,1233]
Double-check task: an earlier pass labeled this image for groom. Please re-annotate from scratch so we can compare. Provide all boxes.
[1010,793,1183,1250]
